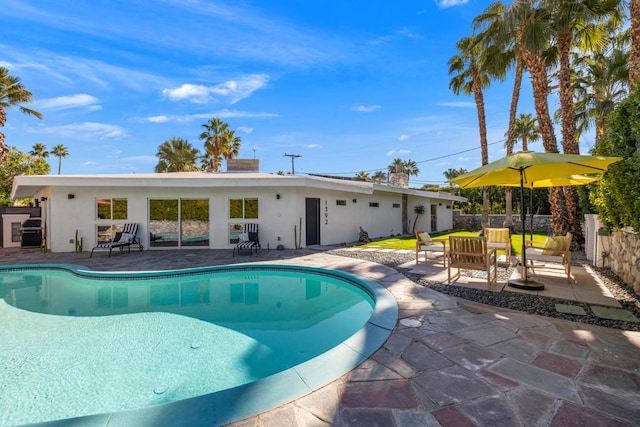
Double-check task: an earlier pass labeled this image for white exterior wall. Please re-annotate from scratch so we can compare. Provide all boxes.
[14,174,464,253]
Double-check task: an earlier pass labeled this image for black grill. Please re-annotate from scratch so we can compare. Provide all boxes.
[21,218,43,248]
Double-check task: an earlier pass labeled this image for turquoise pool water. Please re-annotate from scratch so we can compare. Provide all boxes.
[0,264,396,426]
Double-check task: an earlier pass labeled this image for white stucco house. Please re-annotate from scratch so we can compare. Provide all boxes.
[11,170,466,253]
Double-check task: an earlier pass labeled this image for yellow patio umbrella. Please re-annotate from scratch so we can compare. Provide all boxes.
[508,174,602,245]
[450,151,622,290]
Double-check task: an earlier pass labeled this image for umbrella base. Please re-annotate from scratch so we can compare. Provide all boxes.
[508,278,545,291]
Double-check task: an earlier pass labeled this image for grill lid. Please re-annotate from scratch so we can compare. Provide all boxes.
[21,218,42,229]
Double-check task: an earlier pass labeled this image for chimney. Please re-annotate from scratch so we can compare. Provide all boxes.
[389,173,409,188]
[226,159,259,173]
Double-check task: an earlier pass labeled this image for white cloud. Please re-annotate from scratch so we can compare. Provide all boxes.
[81,161,97,166]
[42,122,126,139]
[386,149,411,156]
[305,144,322,149]
[352,104,381,113]
[147,115,169,123]
[399,134,410,141]
[436,101,476,108]
[162,74,269,105]
[162,84,212,104]
[143,110,277,124]
[36,94,100,111]
[237,126,254,134]
[457,156,472,161]
[434,0,469,9]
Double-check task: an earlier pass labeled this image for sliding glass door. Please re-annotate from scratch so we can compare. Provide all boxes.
[149,199,209,248]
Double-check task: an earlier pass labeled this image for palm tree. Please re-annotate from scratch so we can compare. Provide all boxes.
[372,171,388,183]
[154,137,200,172]
[448,34,492,230]
[574,27,629,146]
[548,0,622,245]
[29,143,49,159]
[387,159,420,176]
[513,113,541,151]
[474,2,522,230]
[442,168,468,181]
[388,158,404,174]
[630,0,640,89]
[402,160,420,177]
[51,144,69,175]
[504,0,570,236]
[354,171,370,181]
[200,118,228,172]
[0,67,43,163]
[199,118,241,172]
[474,2,522,158]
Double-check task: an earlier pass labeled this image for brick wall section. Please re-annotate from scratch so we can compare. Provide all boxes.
[452,210,552,233]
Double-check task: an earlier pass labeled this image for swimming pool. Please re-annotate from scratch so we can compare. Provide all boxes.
[0,264,397,426]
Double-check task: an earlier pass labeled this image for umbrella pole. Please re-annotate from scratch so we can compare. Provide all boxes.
[530,185,534,242]
[508,169,544,290]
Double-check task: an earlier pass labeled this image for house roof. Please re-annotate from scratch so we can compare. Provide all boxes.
[11,172,466,202]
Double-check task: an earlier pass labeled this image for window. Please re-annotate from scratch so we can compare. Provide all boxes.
[97,198,127,220]
[369,202,379,207]
[336,200,347,206]
[392,203,400,208]
[229,198,258,219]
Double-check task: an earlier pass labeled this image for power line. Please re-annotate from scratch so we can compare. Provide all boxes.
[313,138,506,176]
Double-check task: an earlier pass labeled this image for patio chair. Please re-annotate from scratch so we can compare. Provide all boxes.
[525,232,572,283]
[447,236,497,289]
[90,223,143,258]
[415,229,448,266]
[484,227,511,262]
[233,223,260,257]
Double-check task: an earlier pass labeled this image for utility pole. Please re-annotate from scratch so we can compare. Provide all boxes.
[283,153,301,175]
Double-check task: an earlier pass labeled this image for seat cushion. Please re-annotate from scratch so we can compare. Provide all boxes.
[117,232,134,244]
[418,232,432,243]
[526,247,564,263]
[542,235,570,256]
[486,228,509,243]
[419,244,444,251]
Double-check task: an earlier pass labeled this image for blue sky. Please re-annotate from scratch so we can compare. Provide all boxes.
[1,0,590,185]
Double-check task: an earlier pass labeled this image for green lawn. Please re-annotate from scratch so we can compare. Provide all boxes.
[356,230,548,256]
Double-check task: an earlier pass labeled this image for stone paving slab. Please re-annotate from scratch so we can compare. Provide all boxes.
[591,305,640,322]
[555,303,587,315]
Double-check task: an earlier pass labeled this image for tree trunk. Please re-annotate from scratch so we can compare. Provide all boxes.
[503,58,523,230]
[521,48,569,235]
[557,32,583,246]
[630,0,640,90]
[472,68,490,230]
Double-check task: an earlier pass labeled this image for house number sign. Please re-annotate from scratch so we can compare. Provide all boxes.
[324,200,328,225]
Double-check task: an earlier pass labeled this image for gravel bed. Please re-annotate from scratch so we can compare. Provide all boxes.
[328,249,640,332]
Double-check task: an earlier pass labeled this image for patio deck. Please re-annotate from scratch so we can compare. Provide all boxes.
[1,247,639,426]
